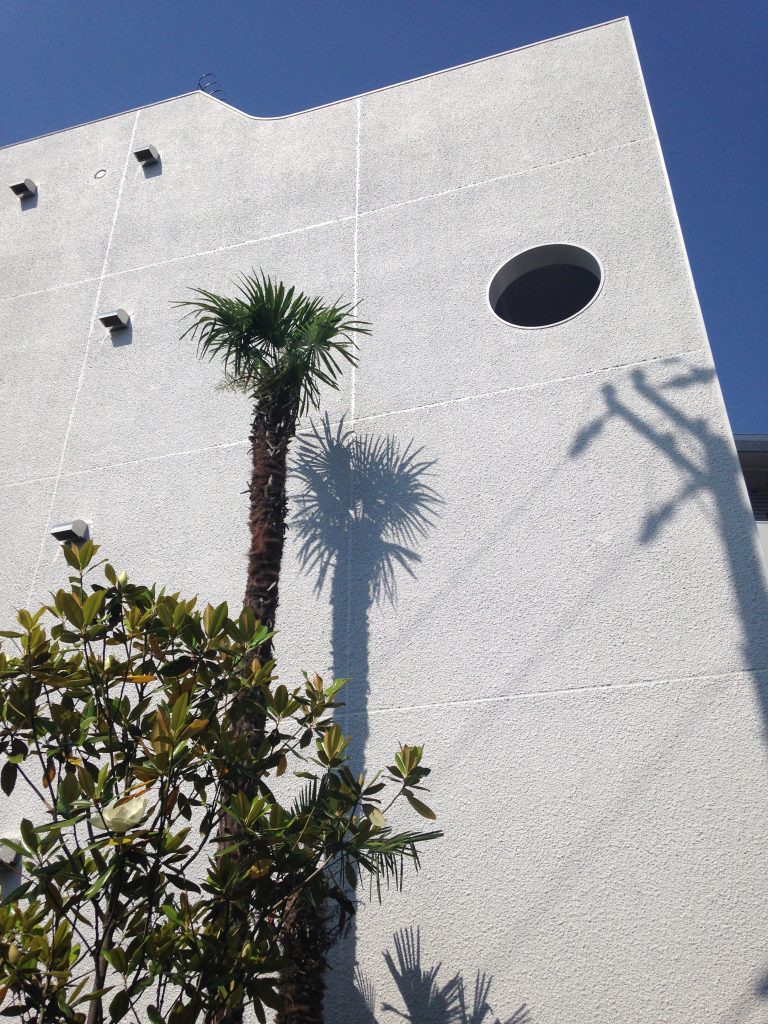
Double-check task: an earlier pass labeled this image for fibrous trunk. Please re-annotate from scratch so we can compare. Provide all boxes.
[275,896,329,1024]
[244,395,296,660]
[207,394,297,1024]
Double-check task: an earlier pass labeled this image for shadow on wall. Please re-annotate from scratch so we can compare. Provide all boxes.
[292,415,444,1017]
[292,413,444,707]
[349,928,531,1024]
[570,358,768,1017]
[0,857,22,902]
[569,359,768,696]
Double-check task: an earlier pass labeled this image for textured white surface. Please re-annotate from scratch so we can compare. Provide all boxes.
[0,112,136,297]
[327,673,768,1024]
[1,18,767,1023]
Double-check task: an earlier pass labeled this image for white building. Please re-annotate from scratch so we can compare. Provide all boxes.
[2,18,768,1023]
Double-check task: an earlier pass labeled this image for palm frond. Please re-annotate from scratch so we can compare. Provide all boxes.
[175,271,369,414]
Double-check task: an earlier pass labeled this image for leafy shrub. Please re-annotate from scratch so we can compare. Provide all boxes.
[0,542,439,1023]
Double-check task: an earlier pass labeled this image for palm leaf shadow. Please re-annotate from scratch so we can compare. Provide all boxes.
[292,414,444,606]
[369,927,531,1024]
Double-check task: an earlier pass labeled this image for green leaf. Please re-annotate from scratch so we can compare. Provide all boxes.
[72,987,112,1007]
[1,760,17,797]
[36,814,84,833]
[82,589,106,625]
[203,601,228,637]
[103,947,129,974]
[62,542,82,570]
[323,676,348,701]
[160,656,196,678]
[168,999,197,1023]
[147,1008,164,1024]
[171,692,189,733]
[16,608,33,631]
[59,591,84,629]
[84,862,116,899]
[109,988,130,1021]
[160,904,181,925]
[19,817,38,853]
[404,792,437,820]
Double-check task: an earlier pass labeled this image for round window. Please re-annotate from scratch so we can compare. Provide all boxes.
[489,244,602,328]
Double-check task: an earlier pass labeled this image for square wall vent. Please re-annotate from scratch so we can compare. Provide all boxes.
[10,179,37,199]
[98,309,130,331]
[133,145,160,167]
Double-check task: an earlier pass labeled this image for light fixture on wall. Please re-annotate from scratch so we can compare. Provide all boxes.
[10,179,37,200]
[133,145,160,167]
[98,309,130,331]
[51,520,89,544]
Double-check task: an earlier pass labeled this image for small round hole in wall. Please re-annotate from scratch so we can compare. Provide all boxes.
[94,169,107,179]
[489,244,602,328]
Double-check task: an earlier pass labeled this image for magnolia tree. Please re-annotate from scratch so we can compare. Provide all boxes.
[0,542,440,1023]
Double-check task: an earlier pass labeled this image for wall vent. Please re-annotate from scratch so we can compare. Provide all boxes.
[133,145,160,167]
[98,309,130,331]
[10,179,37,200]
[51,520,89,544]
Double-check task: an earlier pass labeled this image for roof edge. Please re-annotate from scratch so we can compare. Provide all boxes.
[0,17,629,152]
[735,435,768,453]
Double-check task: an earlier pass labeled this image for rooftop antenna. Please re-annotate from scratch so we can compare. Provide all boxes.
[198,72,225,99]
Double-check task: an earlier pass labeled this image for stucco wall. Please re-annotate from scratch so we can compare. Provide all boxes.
[2,18,768,1023]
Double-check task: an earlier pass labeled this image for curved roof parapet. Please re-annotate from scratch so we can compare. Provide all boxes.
[0,17,630,151]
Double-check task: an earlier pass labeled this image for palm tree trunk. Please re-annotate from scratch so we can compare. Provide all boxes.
[207,395,297,1024]
[209,394,330,1024]
[275,896,328,1024]
[245,398,296,661]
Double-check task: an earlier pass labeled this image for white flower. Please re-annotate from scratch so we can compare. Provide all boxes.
[92,794,148,833]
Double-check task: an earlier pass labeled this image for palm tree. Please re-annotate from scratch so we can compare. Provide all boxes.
[178,272,369,1024]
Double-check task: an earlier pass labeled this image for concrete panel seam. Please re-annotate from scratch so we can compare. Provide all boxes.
[0,216,359,306]
[341,98,363,737]
[0,136,657,309]
[0,347,708,492]
[350,667,768,719]
[358,134,657,222]
[0,276,104,306]
[354,347,707,425]
[25,110,141,606]
[0,416,353,491]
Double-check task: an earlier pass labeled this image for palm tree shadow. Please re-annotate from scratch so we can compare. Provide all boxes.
[292,415,444,1016]
[359,927,530,1024]
[292,413,444,696]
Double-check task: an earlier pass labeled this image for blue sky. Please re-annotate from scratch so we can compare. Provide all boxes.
[3,1,766,432]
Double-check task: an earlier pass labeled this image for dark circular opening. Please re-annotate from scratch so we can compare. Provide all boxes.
[489,244,602,328]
